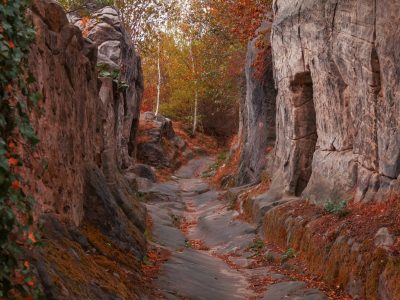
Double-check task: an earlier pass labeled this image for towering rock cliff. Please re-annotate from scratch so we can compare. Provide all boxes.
[270,0,400,203]
[239,0,400,204]
[23,1,146,298]
[236,1,400,298]
[236,15,276,186]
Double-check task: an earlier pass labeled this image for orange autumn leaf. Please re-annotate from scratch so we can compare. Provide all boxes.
[8,157,18,167]
[8,141,16,150]
[23,296,33,300]
[11,180,20,190]
[26,280,35,287]
[28,231,36,243]
[24,260,30,268]
[5,84,13,93]
[8,40,15,49]
[15,271,24,284]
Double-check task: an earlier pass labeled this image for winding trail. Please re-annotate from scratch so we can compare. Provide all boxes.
[141,157,329,300]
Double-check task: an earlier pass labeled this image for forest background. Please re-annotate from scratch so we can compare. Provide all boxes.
[60,0,272,141]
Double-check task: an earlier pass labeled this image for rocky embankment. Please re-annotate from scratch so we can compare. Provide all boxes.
[234,1,400,299]
[23,1,146,298]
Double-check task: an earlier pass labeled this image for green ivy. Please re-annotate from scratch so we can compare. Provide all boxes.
[0,1,43,299]
[97,63,129,91]
[324,199,348,217]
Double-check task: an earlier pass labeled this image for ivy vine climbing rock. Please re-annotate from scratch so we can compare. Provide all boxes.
[0,0,42,299]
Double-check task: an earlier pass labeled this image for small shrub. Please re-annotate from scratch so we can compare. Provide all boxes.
[324,199,348,217]
[248,238,264,253]
[265,251,274,263]
[142,255,153,266]
[185,240,192,248]
[202,151,229,177]
[281,248,296,263]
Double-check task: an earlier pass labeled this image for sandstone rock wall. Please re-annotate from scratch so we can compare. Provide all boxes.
[27,0,144,224]
[24,1,146,298]
[236,16,276,186]
[27,0,102,225]
[268,0,400,203]
[234,2,400,298]
[71,6,144,171]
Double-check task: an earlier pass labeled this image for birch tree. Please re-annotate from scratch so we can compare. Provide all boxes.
[155,39,162,115]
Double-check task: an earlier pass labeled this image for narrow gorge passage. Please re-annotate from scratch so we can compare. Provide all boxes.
[140,157,332,300]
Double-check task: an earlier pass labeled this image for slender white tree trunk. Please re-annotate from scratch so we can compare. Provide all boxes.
[155,40,161,116]
[190,41,198,135]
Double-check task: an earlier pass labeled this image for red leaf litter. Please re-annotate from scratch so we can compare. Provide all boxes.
[188,239,210,251]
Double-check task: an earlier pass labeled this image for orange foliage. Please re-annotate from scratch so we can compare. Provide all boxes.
[261,196,400,299]
[309,196,400,245]
[40,225,144,299]
[179,219,197,235]
[11,180,20,190]
[8,157,18,167]
[242,238,352,300]
[188,239,210,251]
[211,135,240,187]
[207,0,271,44]
[173,121,221,155]
[81,16,90,37]
[141,88,156,113]
[8,40,15,49]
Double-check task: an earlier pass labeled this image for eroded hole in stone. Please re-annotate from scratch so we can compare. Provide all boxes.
[290,71,317,196]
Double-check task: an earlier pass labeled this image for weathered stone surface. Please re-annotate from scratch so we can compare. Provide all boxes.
[132,163,157,182]
[374,227,394,249]
[137,112,186,168]
[237,15,276,186]
[27,0,102,225]
[73,6,144,169]
[23,1,146,298]
[268,0,400,203]
[262,281,327,300]
[84,165,146,256]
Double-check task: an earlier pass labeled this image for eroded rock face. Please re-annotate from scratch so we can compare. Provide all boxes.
[27,0,102,225]
[72,6,144,170]
[23,1,146,298]
[236,15,276,186]
[137,112,187,169]
[269,0,400,203]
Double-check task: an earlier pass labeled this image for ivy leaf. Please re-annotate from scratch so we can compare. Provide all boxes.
[18,121,39,146]
[29,92,42,106]
[99,70,111,77]
[0,155,10,172]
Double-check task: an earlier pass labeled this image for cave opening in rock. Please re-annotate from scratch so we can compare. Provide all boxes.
[290,71,318,196]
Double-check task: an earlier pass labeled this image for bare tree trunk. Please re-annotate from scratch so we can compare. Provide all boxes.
[190,41,198,135]
[155,40,161,116]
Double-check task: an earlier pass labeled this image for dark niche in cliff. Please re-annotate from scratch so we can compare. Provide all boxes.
[289,71,317,196]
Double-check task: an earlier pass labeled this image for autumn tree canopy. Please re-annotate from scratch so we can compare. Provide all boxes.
[58,0,271,139]
[140,0,271,139]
